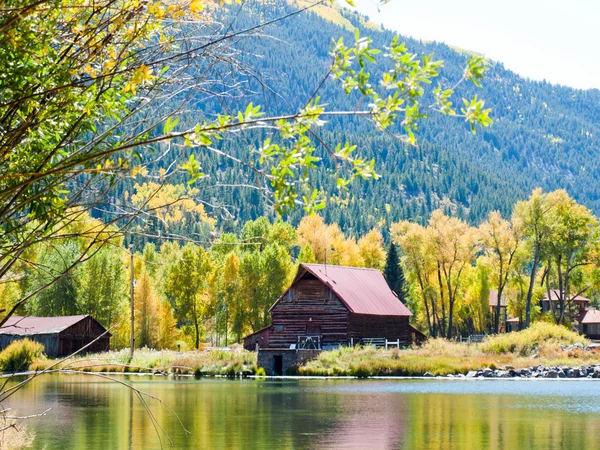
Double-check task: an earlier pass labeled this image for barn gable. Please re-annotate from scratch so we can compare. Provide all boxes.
[272,270,348,313]
[269,269,350,349]
[270,264,412,317]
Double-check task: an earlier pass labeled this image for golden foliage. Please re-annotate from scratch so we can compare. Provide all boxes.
[297,215,384,268]
[358,229,386,269]
[131,182,215,226]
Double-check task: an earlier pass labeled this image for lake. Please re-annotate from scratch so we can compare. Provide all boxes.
[7,375,600,449]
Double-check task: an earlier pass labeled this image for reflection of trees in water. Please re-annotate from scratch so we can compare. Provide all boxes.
[8,377,600,449]
[54,377,111,408]
[406,394,600,450]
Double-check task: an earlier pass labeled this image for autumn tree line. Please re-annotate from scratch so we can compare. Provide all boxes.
[1,212,392,350]
[394,189,600,338]
[3,188,598,349]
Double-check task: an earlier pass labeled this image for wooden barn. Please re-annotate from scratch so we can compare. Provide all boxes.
[0,315,111,357]
[244,264,423,374]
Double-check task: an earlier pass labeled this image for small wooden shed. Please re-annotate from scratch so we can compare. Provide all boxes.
[580,308,600,339]
[0,315,111,357]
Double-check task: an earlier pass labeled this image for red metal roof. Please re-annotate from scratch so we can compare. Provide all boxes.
[581,309,600,324]
[0,315,91,335]
[297,264,412,316]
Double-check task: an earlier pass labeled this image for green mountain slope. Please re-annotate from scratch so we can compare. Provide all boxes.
[116,0,600,238]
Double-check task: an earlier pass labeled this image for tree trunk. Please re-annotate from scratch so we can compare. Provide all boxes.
[524,246,540,328]
[225,305,229,347]
[437,264,447,338]
[416,274,433,336]
[447,299,454,339]
[193,309,200,350]
[557,256,565,325]
[544,261,558,324]
[446,278,454,340]
[494,286,504,334]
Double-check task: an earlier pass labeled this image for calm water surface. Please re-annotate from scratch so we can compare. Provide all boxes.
[7,374,600,449]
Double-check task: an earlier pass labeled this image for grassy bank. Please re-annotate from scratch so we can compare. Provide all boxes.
[30,346,258,377]
[17,323,600,378]
[298,323,596,377]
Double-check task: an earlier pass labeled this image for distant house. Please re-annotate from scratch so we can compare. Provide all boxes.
[505,317,520,333]
[540,290,590,321]
[0,315,111,357]
[244,264,424,374]
[580,309,600,340]
[489,290,509,331]
[538,290,600,339]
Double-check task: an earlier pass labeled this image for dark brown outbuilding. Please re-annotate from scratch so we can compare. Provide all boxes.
[0,315,111,357]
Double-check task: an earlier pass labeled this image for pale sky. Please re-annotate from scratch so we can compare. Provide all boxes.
[354,0,600,90]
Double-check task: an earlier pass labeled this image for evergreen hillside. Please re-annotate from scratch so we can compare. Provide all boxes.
[119,0,600,238]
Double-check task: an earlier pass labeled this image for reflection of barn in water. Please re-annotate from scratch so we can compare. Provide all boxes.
[0,315,110,357]
[314,385,409,449]
[244,264,424,375]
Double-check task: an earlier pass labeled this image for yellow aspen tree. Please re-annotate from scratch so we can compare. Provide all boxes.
[478,210,522,333]
[428,210,478,339]
[358,229,386,269]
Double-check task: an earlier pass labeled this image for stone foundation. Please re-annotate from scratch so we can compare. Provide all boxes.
[257,348,321,375]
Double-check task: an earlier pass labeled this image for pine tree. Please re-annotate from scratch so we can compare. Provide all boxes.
[384,243,409,303]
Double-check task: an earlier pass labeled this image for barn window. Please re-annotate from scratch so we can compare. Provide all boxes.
[274,325,284,333]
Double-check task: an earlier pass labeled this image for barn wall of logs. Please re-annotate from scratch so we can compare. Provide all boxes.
[269,275,350,349]
[348,314,411,345]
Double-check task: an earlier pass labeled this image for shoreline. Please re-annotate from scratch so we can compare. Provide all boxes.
[6,369,600,381]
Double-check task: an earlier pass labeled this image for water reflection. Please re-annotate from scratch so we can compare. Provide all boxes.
[6,375,600,449]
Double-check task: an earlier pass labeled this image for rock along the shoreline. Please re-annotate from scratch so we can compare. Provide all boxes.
[439,364,600,379]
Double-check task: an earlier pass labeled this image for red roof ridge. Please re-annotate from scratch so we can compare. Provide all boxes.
[300,263,381,272]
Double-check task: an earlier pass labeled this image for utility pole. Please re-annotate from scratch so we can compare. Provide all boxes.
[130,245,135,358]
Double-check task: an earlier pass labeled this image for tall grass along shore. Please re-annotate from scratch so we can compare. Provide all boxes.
[5,323,598,378]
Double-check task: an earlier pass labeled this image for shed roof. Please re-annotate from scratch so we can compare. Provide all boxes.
[273,264,412,316]
[542,289,590,303]
[0,315,105,336]
[489,290,509,308]
[581,309,600,324]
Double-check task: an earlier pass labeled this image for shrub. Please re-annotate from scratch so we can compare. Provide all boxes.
[254,367,266,377]
[0,339,45,372]
[223,363,242,378]
[349,363,372,378]
[480,322,587,355]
